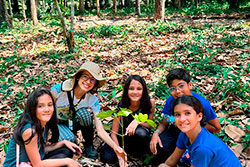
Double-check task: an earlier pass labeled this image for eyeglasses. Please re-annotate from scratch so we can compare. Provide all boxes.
[81,74,96,84]
[169,84,186,92]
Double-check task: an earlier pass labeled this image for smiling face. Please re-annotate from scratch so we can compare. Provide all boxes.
[36,94,54,128]
[77,70,96,93]
[173,103,202,134]
[128,79,143,103]
[169,79,192,99]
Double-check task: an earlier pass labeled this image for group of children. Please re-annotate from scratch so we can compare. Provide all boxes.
[3,61,242,167]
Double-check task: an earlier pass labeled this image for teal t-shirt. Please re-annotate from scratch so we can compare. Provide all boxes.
[3,124,48,167]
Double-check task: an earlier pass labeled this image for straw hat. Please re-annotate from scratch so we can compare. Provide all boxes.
[62,62,106,91]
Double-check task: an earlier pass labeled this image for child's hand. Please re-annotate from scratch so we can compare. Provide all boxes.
[125,120,138,136]
[114,145,127,167]
[63,140,82,155]
[150,132,163,155]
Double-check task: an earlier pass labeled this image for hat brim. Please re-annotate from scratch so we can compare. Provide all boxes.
[62,69,106,91]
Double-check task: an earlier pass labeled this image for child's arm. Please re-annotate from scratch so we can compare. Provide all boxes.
[126,99,155,136]
[94,114,127,167]
[150,117,168,155]
[110,116,121,146]
[45,140,82,155]
[158,147,185,167]
[23,128,82,167]
[205,118,221,133]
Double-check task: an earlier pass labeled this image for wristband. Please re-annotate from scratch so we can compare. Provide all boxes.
[155,129,161,135]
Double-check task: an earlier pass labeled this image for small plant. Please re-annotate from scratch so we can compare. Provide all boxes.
[97,108,156,164]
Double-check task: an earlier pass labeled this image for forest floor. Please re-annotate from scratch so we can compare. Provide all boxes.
[0,13,249,166]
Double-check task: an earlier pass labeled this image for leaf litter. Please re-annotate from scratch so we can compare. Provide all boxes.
[0,15,249,166]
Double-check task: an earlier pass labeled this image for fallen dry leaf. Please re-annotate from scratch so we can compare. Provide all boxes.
[225,125,245,142]
[231,144,244,157]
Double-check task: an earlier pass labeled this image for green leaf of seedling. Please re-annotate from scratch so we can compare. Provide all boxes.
[96,110,115,120]
[138,113,148,123]
[146,120,157,128]
[132,114,140,123]
[117,108,132,117]
[103,124,111,131]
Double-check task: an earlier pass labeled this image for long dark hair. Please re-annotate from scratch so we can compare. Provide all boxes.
[13,89,59,146]
[120,75,152,115]
[172,95,203,115]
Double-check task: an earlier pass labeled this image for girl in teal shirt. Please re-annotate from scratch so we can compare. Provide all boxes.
[4,89,82,167]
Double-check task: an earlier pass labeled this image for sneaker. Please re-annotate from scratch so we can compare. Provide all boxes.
[85,145,98,159]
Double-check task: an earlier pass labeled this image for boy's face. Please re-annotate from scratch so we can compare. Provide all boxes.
[169,79,192,99]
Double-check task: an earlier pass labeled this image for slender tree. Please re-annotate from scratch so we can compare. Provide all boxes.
[54,0,74,52]
[22,0,27,23]
[113,0,117,13]
[173,0,181,8]
[31,0,38,25]
[125,0,130,7]
[0,0,12,27]
[97,0,100,16]
[12,0,20,14]
[79,0,84,13]
[135,0,141,15]
[154,0,165,20]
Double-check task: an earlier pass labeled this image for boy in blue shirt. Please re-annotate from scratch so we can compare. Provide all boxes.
[150,68,221,165]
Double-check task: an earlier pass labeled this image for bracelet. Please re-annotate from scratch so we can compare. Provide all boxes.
[155,129,161,135]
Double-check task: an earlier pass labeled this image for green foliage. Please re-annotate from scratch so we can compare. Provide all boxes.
[97,110,116,120]
[117,108,133,117]
[133,113,157,128]
[86,25,125,37]
[0,22,9,33]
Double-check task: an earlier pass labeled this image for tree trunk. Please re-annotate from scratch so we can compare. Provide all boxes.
[85,0,89,9]
[42,0,46,10]
[124,0,130,7]
[79,0,84,13]
[12,0,20,14]
[229,0,239,9]
[0,0,6,24]
[31,0,38,25]
[135,0,140,15]
[26,0,30,15]
[96,0,100,16]
[154,0,165,20]
[0,0,12,27]
[22,0,26,23]
[173,0,181,8]
[69,0,74,52]
[54,0,74,53]
[113,0,116,13]
[8,0,13,17]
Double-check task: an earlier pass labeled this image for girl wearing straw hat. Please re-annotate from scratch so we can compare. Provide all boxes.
[51,62,127,166]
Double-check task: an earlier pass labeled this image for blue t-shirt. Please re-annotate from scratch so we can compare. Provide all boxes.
[176,128,242,167]
[162,92,217,122]
[3,124,48,167]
